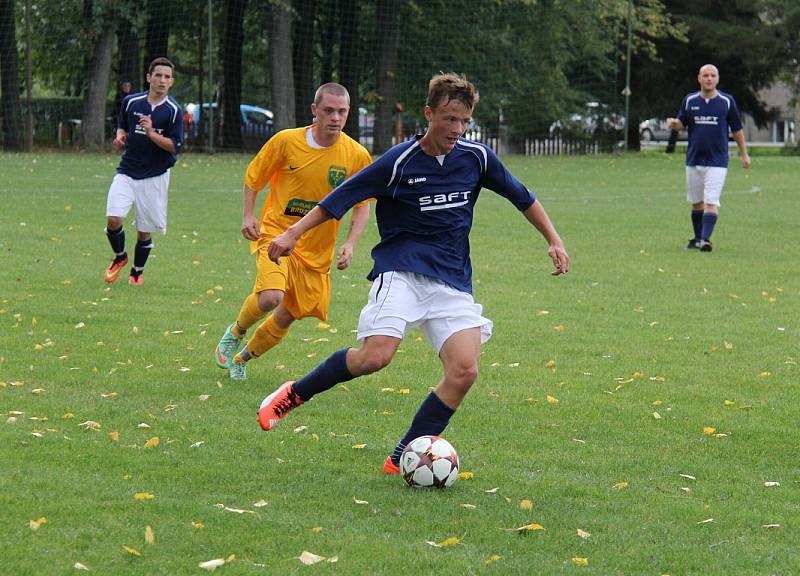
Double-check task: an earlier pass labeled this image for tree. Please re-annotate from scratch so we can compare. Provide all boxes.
[766,0,800,147]
[80,1,116,149]
[338,0,361,140]
[116,11,140,91]
[625,0,782,150]
[220,0,248,149]
[143,0,172,86]
[271,0,295,131]
[293,0,315,124]
[372,0,401,154]
[0,0,22,150]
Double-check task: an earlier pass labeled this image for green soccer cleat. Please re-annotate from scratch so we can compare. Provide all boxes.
[229,358,247,381]
[214,323,242,369]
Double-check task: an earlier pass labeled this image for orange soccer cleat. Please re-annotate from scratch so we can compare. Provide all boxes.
[382,456,400,475]
[103,257,128,283]
[257,381,303,431]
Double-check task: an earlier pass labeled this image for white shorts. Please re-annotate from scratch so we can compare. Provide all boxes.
[685,166,727,207]
[357,271,493,354]
[106,171,170,234]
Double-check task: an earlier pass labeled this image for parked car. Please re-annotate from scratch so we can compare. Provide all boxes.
[549,101,625,137]
[184,102,275,140]
[639,118,687,141]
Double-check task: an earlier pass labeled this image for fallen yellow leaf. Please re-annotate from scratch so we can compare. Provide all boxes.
[519,499,533,510]
[144,436,160,448]
[145,525,154,545]
[29,517,48,530]
[457,471,473,480]
[546,395,559,404]
[508,523,544,533]
[133,492,155,500]
[572,557,589,566]
[703,427,716,435]
[612,481,629,490]
[427,536,461,547]
[297,551,325,565]
[123,545,142,557]
[484,554,501,565]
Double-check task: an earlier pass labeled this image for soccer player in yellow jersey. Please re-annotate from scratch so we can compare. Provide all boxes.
[213,83,373,380]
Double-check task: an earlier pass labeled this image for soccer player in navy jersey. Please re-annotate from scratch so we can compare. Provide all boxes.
[257,73,569,475]
[103,57,184,284]
[668,64,750,252]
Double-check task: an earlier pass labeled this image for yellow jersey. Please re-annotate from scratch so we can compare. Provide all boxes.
[244,126,372,272]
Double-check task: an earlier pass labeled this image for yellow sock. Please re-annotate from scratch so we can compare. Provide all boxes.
[247,315,290,357]
[236,293,266,332]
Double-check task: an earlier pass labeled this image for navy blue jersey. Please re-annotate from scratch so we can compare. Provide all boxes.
[676,90,743,168]
[117,92,183,179]
[319,136,536,293]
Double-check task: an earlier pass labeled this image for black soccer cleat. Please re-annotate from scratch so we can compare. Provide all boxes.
[687,238,701,250]
[699,240,713,252]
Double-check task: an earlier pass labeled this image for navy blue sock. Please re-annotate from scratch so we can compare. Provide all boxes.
[106,226,126,258]
[132,238,153,276]
[701,212,718,241]
[292,348,354,402]
[691,210,703,240]
[390,392,455,465]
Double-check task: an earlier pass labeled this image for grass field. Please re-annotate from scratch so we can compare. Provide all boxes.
[1,151,798,575]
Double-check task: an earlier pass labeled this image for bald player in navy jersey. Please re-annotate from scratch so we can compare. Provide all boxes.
[103,57,184,285]
[668,64,750,252]
[257,73,570,475]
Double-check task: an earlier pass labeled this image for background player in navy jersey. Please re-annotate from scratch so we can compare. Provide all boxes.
[668,64,750,252]
[258,73,569,475]
[103,57,184,285]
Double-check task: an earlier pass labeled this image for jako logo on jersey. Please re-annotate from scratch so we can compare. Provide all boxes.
[419,191,471,211]
[328,165,347,188]
[407,176,427,185]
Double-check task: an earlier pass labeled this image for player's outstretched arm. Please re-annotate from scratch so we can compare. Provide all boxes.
[336,203,370,270]
[268,205,335,264]
[523,201,570,276]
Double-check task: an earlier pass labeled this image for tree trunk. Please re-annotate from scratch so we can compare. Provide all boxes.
[373,0,400,154]
[319,0,335,83]
[0,0,22,150]
[293,0,316,125]
[143,0,171,86]
[220,0,247,149]
[80,21,115,150]
[117,16,139,90]
[338,0,360,141]
[271,0,296,131]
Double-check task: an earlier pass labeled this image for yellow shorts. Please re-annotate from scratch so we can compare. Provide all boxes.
[253,246,330,321]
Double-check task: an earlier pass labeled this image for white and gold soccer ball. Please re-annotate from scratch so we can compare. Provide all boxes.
[399,435,460,488]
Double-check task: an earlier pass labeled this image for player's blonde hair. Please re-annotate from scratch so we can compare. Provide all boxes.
[314,83,350,106]
[426,73,479,112]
